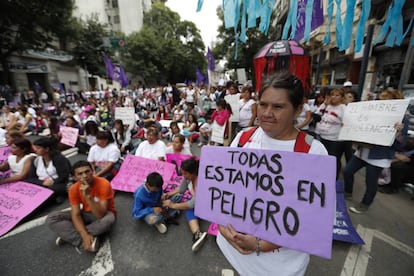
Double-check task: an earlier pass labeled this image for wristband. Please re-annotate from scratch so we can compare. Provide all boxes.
[256,237,261,256]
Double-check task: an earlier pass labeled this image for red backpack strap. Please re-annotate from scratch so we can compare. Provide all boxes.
[237,126,259,147]
[294,131,313,153]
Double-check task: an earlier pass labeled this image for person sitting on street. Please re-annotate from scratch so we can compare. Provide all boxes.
[46,160,116,253]
[25,137,72,203]
[132,172,179,234]
[87,130,121,181]
[162,157,208,252]
[0,138,35,185]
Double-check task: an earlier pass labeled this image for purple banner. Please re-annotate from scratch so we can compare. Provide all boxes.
[195,146,336,259]
[294,0,324,42]
[0,181,53,236]
[333,181,365,244]
[111,154,176,193]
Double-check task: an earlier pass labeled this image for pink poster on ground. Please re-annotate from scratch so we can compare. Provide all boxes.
[111,154,176,193]
[0,181,53,236]
[164,153,194,201]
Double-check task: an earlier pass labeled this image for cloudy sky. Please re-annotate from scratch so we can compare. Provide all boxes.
[165,0,222,49]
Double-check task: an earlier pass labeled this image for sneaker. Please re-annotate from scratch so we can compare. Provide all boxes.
[155,223,167,234]
[192,231,207,252]
[55,237,65,246]
[349,205,368,214]
[90,237,99,252]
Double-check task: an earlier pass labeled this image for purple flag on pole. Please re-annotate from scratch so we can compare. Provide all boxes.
[196,67,205,85]
[119,65,129,88]
[206,47,215,72]
[294,0,324,42]
[103,54,115,78]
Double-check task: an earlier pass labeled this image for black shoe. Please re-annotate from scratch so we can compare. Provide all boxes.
[165,217,179,226]
[192,231,207,252]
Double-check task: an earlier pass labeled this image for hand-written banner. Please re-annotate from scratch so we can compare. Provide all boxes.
[195,146,336,259]
[333,181,364,244]
[338,99,410,146]
[211,121,226,144]
[115,107,135,126]
[0,146,12,164]
[224,94,240,122]
[60,126,79,147]
[0,181,53,236]
[164,153,193,201]
[111,154,176,193]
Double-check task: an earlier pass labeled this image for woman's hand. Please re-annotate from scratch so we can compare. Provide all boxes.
[219,224,255,255]
[43,178,54,187]
[162,199,172,208]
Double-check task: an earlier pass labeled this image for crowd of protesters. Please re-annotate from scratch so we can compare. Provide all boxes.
[0,74,413,273]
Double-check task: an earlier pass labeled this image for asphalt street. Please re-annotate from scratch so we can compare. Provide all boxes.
[0,140,413,275]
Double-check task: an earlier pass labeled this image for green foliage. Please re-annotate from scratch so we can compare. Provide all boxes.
[0,0,75,58]
[122,3,206,85]
[72,16,110,76]
[0,0,76,83]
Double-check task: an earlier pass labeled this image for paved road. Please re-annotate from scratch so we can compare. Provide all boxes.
[1,141,413,275]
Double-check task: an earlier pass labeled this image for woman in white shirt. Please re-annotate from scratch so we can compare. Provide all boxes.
[217,72,328,276]
[238,86,257,131]
[135,126,166,161]
[87,130,121,181]
[0,138,35,184]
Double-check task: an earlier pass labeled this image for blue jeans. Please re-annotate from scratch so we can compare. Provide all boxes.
[320,138,347,179]
[343,155,383,207]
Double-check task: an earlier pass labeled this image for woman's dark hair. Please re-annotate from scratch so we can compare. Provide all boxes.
[146,126,159,137]
[33,137,59,157]
[216,99,233,114]
[258,71,304,110]
[114,119,125,141]
[13,138,33,155]
[96,130,115,143]
[84,120,99,136]
[181,157,199,175]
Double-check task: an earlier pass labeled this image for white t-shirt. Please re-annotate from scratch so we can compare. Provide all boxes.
[295,103,311,130]
[8,154,34,176]
[185,88,196,103]
[238,99,256,127]
[315,104,346,141]
[87,143,120,170]
[217,127,327,276]
[165,145,192,155]
[34,157,58,181]
[134,140,166,160]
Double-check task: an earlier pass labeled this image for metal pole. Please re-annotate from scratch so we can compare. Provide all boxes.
[357,24,375,100]
[398,26,414,92]
[84,64,89,90]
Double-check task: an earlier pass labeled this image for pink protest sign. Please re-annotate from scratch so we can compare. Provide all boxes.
[164,153,194,201]
[111,154,176,192]
[0,146,11,164]
[195,146,336,259]
[0,146,12,179]
[60,126,79,147]
[0,181,53,236]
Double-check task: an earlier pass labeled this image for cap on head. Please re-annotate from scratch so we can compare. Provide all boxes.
[343,81,353,87]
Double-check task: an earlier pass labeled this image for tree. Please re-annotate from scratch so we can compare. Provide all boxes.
[0,0,76,84]
[213,7,277,81]
[121,3,206,85]
[71,17,110,77]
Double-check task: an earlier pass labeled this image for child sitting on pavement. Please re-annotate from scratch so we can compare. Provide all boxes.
[132,172,179,233]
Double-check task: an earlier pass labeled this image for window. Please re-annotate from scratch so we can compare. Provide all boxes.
[112,0,118,8]
[114,15,120,24]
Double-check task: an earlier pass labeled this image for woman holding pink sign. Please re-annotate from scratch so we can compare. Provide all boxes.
[216,72,328,275]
